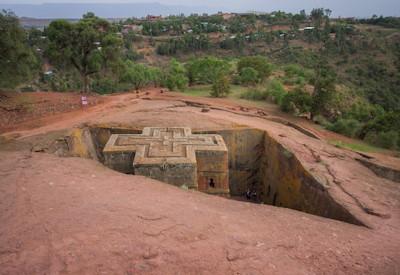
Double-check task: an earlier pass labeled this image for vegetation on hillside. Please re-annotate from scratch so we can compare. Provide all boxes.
[1,9,400,150]
[0,10,38,89]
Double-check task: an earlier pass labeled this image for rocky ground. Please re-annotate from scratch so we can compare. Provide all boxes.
[0,92,102,133]
[0,89,400,274]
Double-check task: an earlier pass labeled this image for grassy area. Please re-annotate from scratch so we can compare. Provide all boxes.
[184,84,246,98]
[328,140,383,153]
[183,85,211,97]
[183,84,278,110]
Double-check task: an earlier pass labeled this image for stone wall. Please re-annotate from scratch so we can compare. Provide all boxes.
[89,126,141,162]
[135,163,197,188]
[259,132,363,225]
[196,150,229,195]
[198,129,264,197]
[199,128,363,225]
[66,128,99,161]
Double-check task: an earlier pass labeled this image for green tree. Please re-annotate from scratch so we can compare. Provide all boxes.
[163,59,188,91]
[310,8,325,28]
[311,59,336,117]
[122,30,139,50]
[157,34,210,56]
[239,67,259,86]
[266,79,287,105]
[121,61,152,90]
[228,17,247,33]
[211,73,231,98]
[186,57,230,85]
[299,10,307,21]
[290,17,300,32]
[46,13,122,92]
[237,56,272,81]
[0,10,38,88]
[220,35,246,52]
[361,111,400,138]
[281,89,312,114]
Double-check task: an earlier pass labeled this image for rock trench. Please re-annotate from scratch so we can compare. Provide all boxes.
[58,125,367,226]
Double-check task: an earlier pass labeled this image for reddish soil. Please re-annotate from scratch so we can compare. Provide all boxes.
[0,151,398,275]
[0,89,400,274]
[0,91,105,133]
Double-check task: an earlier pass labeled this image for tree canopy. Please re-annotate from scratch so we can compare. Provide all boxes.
[163,59,188,91]
[0,10,38,89]
[237,56,272,81]
[211,73,231,98]
[186,57,231,85]
[46,12,122,92]
[311,58,337,117]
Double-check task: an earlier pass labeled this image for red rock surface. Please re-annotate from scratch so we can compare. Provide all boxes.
[0,89,399,274]
[1,151,399,274]
[0,92,102,133]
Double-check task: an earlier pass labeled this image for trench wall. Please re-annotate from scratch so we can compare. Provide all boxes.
[259,132,363,225]
[195,128,264,197]
[69,126,364,225]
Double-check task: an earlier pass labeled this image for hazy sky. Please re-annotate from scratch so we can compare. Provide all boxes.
[2,0,400,17]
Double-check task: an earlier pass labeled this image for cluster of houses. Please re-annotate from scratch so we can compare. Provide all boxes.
[121,12,240,34]
[121,12,318,36]
[122,24,143,34]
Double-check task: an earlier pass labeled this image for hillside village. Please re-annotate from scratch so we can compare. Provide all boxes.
[4,9,400,151]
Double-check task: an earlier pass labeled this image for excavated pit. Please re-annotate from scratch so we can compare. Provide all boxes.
[68,126,364,226]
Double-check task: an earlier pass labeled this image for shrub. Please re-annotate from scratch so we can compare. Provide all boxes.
[281,89,312,114]
[220,35,246,51]
[121,62,153,90]
[327,118,363,138]
[281,64,313,88]
[124,50,144,61]
[237,56,272,80]
[282,76,306,86]
[239,67,260,86]
[266,79,287,105]
[361,111,400,138]
[92,78,120,94]
[364,131,399,150]
[161,59,188,91]
[345,102,384,123]
[313,115,332,127]
[240,88,268,100]
[147,67,162,87]
[164,73,188,91]
[47,72,81,92]
[284,64,305,78]
[211,74,230,97]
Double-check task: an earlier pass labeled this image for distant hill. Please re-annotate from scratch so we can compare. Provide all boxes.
[0,2,217,19]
